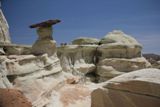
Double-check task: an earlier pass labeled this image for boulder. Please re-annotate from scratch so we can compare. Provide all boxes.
[0,88,32,107]
[72,37,99,45]
[91,68,160,107]
[98,30,142,59]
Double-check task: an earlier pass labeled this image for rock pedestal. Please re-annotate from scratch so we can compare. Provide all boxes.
[30,19,60,56]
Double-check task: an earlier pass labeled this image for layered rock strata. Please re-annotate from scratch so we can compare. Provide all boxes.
[91,68,160,107]
[58,30,151,82]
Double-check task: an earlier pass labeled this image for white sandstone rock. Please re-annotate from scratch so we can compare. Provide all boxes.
[58,45,97,74]
[0,9,11,43]
[98,57,151,72]
[98,30,142,59]
[91,68,160,107]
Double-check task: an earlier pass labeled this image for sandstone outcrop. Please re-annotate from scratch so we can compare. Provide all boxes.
[0,8,11,44]
[0,53,63,106]
[98,30,142,59]
[96,57,151,82]
[91,68,160,107]
[94,30,150,82]
[58,45,97,74]
[0,44,32,55]
[72,37,99,45]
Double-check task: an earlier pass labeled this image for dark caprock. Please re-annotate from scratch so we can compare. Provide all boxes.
[29,19,61,28]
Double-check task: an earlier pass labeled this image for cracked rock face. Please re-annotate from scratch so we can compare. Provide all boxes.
[91,68,160,107]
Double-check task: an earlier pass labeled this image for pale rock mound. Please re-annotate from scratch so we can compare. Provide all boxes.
[91,68,160,107]
[95,30,151,82]
[98,30,142,59]
[72,37,99,45]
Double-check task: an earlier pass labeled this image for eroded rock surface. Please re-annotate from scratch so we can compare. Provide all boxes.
[0,88,32,107]
[91,68,160,107]
[58,45,97,74]
[98,30,142,59]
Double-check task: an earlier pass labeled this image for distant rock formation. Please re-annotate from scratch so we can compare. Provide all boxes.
[143,53,160,69]
[91,68,160,107]
[72,37,99,45]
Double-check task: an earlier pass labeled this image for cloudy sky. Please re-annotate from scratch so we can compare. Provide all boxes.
[1,0,160,54]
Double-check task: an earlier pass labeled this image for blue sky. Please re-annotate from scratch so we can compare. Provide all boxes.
[1,0,160,54]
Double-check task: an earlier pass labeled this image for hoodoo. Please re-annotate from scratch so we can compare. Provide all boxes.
[30,19,61,56]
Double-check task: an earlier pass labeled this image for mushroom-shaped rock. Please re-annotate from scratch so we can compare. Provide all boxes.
[30,19,61,56]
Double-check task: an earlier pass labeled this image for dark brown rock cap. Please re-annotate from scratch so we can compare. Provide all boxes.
[30,19,61,28]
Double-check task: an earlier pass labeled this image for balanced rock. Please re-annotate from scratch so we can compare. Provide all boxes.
[91,68,160,107]
[30,19,60,56]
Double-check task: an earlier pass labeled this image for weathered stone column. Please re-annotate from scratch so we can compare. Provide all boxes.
[30,19,61,56]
